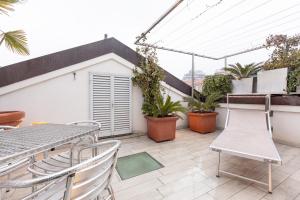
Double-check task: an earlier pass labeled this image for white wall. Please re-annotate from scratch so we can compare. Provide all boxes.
[216,103,300,148]
[161,82,189,129]
[0,53,188,134]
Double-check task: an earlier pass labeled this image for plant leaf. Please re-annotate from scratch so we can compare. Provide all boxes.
[0,30,29,55]
[0,0,20,15]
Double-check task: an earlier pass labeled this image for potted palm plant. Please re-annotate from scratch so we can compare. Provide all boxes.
[224,62,261,93]
[145,95,186,142]
[184,92,222,133]
[132,40,186,142]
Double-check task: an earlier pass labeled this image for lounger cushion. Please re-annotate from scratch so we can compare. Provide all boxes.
[210,129,281,163]
[210,109,281,163]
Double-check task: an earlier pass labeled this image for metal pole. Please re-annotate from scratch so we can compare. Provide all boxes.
[218,46,265,60]
[192,54,195,97]
[216,152,220,177]
[224,57,227,68]
[268,162,272,193]
[135,0,184,44]
[137,42,218,60]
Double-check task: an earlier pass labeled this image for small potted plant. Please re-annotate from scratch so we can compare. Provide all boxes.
[184,92,222,133]
[145,95,186,142]
[224,62,261,93]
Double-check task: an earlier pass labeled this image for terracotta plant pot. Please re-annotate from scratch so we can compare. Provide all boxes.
[188,112,217,133]
[0,111,25,127]
[145,116,178,142]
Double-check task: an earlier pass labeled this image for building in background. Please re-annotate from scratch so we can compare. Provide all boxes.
[182,69,205,91]
[214,68,227,75]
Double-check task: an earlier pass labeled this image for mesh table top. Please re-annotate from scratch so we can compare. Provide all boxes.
[0,124,99,163]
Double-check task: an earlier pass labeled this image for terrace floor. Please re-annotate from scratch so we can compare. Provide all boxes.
[112,129,300,200]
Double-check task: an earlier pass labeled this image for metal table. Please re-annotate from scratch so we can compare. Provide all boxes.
[0,124,100,163]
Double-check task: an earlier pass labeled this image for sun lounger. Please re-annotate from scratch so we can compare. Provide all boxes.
[209,94,281,193]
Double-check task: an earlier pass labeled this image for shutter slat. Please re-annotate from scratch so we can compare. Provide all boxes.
[91,74,112,133]
[113,76,131,133]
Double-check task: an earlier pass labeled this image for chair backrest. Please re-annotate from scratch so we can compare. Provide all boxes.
[66,121,101,129]
[0,140,121,200]
[70,141,119,199]
[226,109,269,133]
[0,125,17,131]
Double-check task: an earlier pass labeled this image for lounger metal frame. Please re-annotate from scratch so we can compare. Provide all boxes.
[212,93,282,193]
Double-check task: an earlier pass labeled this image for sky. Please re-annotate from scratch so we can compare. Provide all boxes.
[0,0,299,79]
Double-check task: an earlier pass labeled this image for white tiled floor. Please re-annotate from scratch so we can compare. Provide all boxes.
[112,129,300,200]
[3,129,300,200]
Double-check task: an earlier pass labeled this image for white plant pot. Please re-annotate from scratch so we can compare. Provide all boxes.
[257,68,288,94]
[232,77,253,94]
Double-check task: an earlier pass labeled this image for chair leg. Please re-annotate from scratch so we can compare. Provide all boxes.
[216,152,221,178]
[108,185,115,200]
[5,173,10,193]
[268,162,272,194]
[30,156,37,193]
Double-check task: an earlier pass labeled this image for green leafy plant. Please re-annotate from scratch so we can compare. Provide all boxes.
[184,92,222,113]
[224,62,261,80]
[287,69,300,93]
[132,39,165,116]
[202,74,232,96]
[145,95,186,118]
[0,0,29,55]
[263,34,300,70]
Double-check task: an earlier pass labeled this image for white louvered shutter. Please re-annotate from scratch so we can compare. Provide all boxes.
[90,74,132,136]
[113,76,132,135]
[90,74,112,136]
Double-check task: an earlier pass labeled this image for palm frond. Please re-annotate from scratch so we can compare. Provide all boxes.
[225,62,262,79]
[152,95,187,118]
[184,92,222,112]
[0,0,20,15]
[203,92,223,111]
[0,30,29,55]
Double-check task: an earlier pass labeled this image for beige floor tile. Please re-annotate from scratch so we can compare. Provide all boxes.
[208,180,249,200]
[159,168,206,185]
[201,176,231,188]
[159,159,197,175]
[258,168,289,189]
[263,178,300,200]
[113,170,162,192]
[294,194,300,200]
[158,173,209,197]
[290,169,300,181]
[115,179,163,200]
[117,189,163,200]
[162,182,212,200]
[228,185,267,200]
[194,193,216,200]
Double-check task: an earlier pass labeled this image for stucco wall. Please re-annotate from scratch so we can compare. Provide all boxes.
[0,53,188,134]
[216,103,300,147]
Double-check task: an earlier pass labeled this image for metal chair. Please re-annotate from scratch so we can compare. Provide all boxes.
[29,121,101,172]
[0,125,17,131]
[0,140,121,200]
[66,120,102,143]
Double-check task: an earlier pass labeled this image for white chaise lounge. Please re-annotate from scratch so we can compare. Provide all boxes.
[210,94,282,193]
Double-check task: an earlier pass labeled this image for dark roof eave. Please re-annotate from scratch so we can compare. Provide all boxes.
[0,37,192,96]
